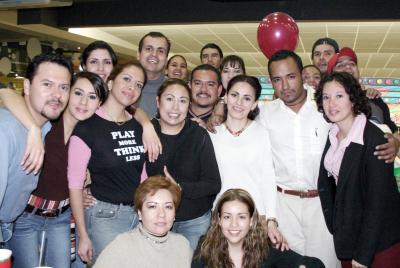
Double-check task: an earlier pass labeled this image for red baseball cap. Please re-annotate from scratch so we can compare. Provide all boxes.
[327,47,358,74]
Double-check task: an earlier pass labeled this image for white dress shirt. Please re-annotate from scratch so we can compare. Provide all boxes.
[209,121,277,218]
[258,99,330,190]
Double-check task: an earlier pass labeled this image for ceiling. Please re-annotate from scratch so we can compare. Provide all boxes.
[68,21,400,78]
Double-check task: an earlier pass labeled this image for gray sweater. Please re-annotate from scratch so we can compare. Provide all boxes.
[94,224,192,268]
[137,75,166,118]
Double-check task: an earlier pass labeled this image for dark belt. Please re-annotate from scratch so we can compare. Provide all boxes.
[24,204,70,218]
[277,186,319,198]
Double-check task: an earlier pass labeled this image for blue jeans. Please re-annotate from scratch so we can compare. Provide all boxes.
[172,210,211,250]
[85,200,138,262]
[7,208,71,268]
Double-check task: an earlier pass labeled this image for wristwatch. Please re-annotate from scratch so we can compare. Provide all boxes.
[267,217,279,227]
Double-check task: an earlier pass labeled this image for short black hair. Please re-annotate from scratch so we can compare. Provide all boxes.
[315,72,370,123]
[200,43,223,60]
[311,37,340,55]
[72,71,108,104]
[267,50,303,76]
[191,64,221,86]
[138,32,171,55]
[80,40,117,69]
[26,53,73,83]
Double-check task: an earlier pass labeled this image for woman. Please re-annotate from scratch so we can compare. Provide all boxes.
[94,176,192,267]
[192,189,325,268]
[3,72,107,267]
[145,78,221,250]
[315,72,400,268]
[166,55,188,81]
[220,55,246,92]
[81,40,161,161]
[209,75,283,246]
[208,55,246,128]
[68,62,147,264]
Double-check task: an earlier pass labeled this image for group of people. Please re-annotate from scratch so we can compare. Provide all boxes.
[0,31,399,268]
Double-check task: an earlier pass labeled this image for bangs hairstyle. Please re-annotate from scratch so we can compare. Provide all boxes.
[226,75,261,120]
[196,189,268,268]
[134,176,182,212]
[220,55,246,75]
[315,72,371,123]
[80,40,117,69]
[107,61,147,86]
[157,78,191,99]
[72,72,108,104]
[155,78,191,119]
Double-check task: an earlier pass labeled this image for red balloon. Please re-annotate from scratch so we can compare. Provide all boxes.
[257,12,299,59]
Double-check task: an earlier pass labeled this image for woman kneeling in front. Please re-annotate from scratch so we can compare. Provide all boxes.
[192,189,325,268]
[94,176,192,267]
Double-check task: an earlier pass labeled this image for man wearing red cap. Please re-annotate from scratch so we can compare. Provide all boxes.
[327,47,398,133]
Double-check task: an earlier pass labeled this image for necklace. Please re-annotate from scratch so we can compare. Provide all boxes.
[138,225,169,244]
[224,121,249,137]
[103,107,127,126]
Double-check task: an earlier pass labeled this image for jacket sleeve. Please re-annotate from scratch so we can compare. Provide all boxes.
[180,132,221,200]
[0,130,10,209]
[317,138,335,234]
[353,133,395,266]
[265,247,325,268]
[372,98,397,133]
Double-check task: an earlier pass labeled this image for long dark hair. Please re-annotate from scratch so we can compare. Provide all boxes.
[196,189,268,268]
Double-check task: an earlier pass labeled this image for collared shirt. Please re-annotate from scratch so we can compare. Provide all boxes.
[324,114,366,184]
[258,98,330,190]
[0,108,50,239]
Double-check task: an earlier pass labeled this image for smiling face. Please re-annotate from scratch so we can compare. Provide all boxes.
[226,81,257,121]
[107,65,145,108]
[157,83,190,134]
[190,69,222,110]
[322,80,355,130]
[138,189,176,236]
[85,49,114,81]
[67,77,101,121]
[333,56,360,80]
[221,62,244,89]
[137,36,168,79]
[312,44,336,73]
[167,56,188,80]
[24,62,71,125]
[219,200,251,248]
[302,66,321,89]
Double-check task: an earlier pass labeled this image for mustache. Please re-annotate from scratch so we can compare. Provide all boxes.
[45,99,62,105]
[196,93,211,98]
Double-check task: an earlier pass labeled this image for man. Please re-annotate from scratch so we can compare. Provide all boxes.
[312,37,339,73]
[327,47,398,133]
[0,53,72,243]
[137,31,170,118]
[258,50,397,268]
[200,43,223,69]
[188,64,222,122]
